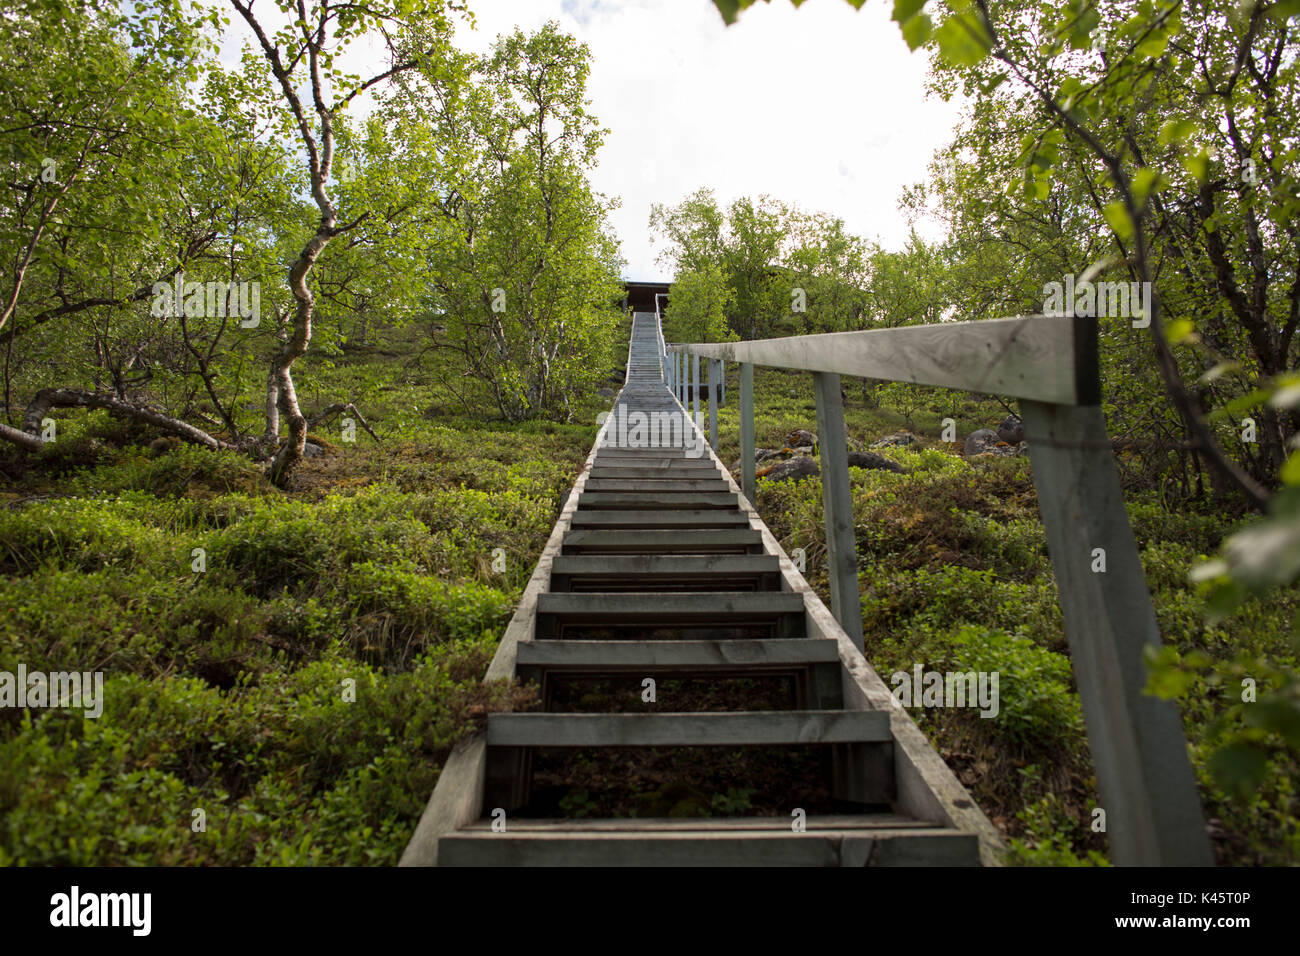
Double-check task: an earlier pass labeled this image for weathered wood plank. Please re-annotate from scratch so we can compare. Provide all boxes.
[569,510,750,528]
[486,709,891,747]
[1021,400,1211,866]
[458,813,924,832]
[814,371,864,651]
[548,553,781,591]
[682,314,1099,405]
[535,590,805,622]
[740,362,756,503]
[708,358,719,450]
[516,637,839,668]
[577,491,738,510]
[583,479,730,492]
[560,528,764,554]
[436,829,978,867]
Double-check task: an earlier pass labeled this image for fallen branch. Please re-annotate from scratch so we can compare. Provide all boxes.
[0,387,231,453]
[307,402,380,442]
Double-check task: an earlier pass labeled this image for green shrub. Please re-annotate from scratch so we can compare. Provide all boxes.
[943,625,1084,751]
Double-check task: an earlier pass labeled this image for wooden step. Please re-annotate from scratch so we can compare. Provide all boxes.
[577,492,739,510]
[534,591,806,638]
[583,479,731,492]
[486,709,889,747]
[587,467,723,480]
[570,510,749,529]
[437,827,979,866]
[590,459,719,471]
[515,639,843,707]
[517,638,838,669]
[548,553,781,591]
[458,813,926,832]
[596,448,710,459]
[560,528,764,554]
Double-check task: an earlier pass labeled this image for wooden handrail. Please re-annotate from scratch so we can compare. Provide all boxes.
[670,313,1100,406]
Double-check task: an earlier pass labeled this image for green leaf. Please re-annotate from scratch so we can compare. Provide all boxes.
[1189,558,1229,583]
[1246,694,1300,747]
[1132,166,1161,208]
[1196,360,1241,384]
[1182,150,1210,184]
[1102,201,1134,241]
[1268,0,1300,21]
[1164,317,1195,345]
[900,11,932,50]
[1280,451,1300,486]
[1143,645,1195,700]
[1209,742,1269,801]
[1158,118,1197,148]
[712,0,744,25]
[934,12,993,67]
[891,0,927,22]
[1269,382,1300,409]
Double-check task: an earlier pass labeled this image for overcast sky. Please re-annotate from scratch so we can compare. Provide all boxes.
[215,0,966,282]
[450,0,965,281]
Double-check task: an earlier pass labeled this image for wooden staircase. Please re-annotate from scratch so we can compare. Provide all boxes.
[402,312,1001,867]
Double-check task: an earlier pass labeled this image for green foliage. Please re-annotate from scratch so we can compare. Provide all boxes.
[945,625,1084,751]
[0,370,591,864]
[1003,793,1111,867]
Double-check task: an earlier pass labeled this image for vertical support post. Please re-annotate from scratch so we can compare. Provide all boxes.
[740,362,755,503]
[813,371,863,651]
[692,354,701,425]
[708,359,719,450]
[721,360,726,406]
[1020,400,1212,866]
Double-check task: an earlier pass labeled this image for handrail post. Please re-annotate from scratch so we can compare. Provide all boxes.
[740,362,755,502]
[1021,400,1213,866]
[692,354,701,424]
[720,360,726,407]
[813,371,863,651]
[708,359,720,450]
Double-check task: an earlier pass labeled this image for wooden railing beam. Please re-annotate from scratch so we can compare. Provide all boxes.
[681,314,1099,406]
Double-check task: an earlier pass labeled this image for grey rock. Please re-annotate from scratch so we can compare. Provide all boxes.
[729,447,785,472]
[871,431,918,449]
[760,456,820,483]
[996,415,1025,444]
[847,450,907,474]
[963,429,1000,457]
[785,428,817,450]
[303,442,325,458]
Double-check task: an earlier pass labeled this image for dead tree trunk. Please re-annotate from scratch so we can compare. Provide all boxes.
[0,387,229,453]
